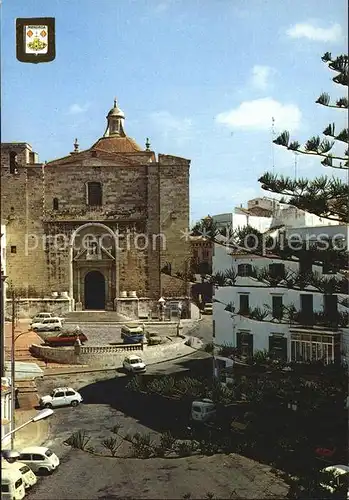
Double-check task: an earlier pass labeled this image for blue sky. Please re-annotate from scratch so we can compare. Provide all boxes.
[1,0,347,223]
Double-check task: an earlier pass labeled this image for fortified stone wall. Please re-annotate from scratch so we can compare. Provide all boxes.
[158,155,191,297]
[1,144,48,295]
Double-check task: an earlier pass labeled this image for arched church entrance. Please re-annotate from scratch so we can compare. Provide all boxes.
[84,270,106,310]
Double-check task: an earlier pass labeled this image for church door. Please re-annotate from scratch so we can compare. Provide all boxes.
[84,270,106,310]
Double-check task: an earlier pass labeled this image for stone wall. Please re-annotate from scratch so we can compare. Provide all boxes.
[30,337,189,367]
[5,298,71,320]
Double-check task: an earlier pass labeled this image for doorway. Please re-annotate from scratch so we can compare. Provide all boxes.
[84,270,106,310]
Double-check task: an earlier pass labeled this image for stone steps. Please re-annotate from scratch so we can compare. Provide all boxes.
[64,311,128,323]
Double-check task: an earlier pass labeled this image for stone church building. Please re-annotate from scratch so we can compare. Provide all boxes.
[1,100,190,311]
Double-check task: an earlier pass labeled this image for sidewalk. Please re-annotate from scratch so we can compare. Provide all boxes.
[11,408,50,450]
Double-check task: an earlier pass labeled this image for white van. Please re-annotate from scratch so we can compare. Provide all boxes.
[2,459,37,488]
[1,468,25,500]
[121,324,143,337]
[18,446,60,474]
[191,399,217,423]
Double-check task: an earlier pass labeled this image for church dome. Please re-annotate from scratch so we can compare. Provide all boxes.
[90,98,142,153]
[107,99,125,118]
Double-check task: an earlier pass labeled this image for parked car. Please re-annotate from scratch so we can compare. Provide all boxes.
[18,446,59,475]
[123,355,146,373]
[121,324,144,344]
[2,459,37,489]
[44,330,87,347]
[30,312,64,326]
[31,317,63,332]
[320,465,349,494]
[39,387,83,408]
[1,468,25,499]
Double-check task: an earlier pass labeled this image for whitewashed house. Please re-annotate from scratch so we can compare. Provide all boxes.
[212,214,348,378]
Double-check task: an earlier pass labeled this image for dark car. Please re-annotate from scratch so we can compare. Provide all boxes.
[45,331,88,347]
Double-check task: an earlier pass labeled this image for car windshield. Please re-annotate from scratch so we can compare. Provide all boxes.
[45,449,53,457]
[19,465,30,474]
[130,359,141,364]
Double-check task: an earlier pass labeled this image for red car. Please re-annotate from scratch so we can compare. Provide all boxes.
[45,331,88,347]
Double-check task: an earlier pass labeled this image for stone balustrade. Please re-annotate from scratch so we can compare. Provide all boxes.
[80,344,143,354]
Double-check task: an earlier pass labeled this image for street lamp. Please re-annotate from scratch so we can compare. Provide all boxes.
[10,329,36,450]
[1,408,53,443]
[0,266,7,378]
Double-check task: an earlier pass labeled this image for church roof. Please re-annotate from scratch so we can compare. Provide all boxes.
[91,135,143,153]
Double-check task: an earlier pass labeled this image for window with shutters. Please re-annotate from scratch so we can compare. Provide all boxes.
[269,263,285,278]
[239,294,249,315]
[87,182,102,206]
[236,332,253,357]
[324,295,338,321]
[299,257,312,274]
[269,335,287,361]
[272,296,283,319]
[237,264,253,277]
[300,294,314,325]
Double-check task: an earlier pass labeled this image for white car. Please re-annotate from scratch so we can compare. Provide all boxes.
[2,459,37,489]
[31,317,63,332]
[123,355,146,373]
[30,312,64,325]
[18,447,59,475]
[39,387,83,408]
[320,465,349,494]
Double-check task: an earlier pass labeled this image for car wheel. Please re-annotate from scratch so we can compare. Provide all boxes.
[33,328,38,332]
[44,403,53,409]
[71,400,79,407]
[38,467,49,476]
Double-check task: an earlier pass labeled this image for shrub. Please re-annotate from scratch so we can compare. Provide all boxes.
[64,430,91,450]
[204,342,214,353]
[127,432,155,459]
[101,437,120,456]
[176,440,195,457]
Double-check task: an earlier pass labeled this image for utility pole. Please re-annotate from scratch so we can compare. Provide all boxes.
[10,290,16,450]
[0,232,6,378]
[0,268,6,378]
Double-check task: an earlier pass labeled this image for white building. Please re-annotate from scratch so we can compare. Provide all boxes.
[212,217,348,379]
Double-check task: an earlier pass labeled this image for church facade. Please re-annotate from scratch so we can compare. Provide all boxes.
[1,100,190,310]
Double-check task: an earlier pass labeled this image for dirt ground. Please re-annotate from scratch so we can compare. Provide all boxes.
[27,450,289,499]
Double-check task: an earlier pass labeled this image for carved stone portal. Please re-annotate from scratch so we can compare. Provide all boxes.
[71,223,117,310]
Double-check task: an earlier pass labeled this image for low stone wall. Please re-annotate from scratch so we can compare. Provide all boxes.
[30,337,190,368]
[6,298,72,320]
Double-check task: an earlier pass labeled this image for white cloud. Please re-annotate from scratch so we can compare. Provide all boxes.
[154,0,175,13]
[150,111,193,144]
[250,65,274,90]
[215,97,301,132]
[68,103,90,115]
[286,22,342,42]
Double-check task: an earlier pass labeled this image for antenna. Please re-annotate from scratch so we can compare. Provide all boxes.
[271,117,276,174]
[294,152,298,180]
